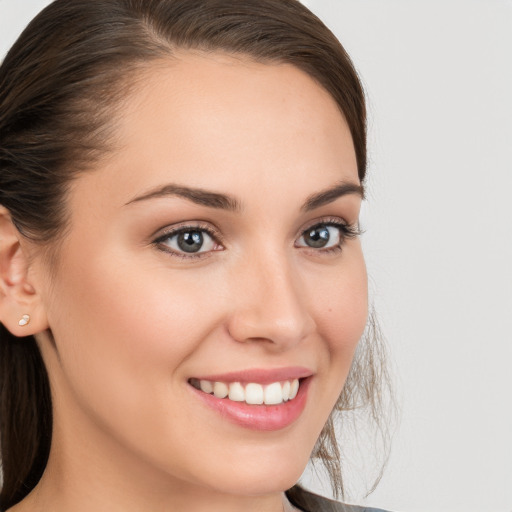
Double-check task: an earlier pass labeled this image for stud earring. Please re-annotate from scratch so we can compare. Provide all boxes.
[18,314,30,327]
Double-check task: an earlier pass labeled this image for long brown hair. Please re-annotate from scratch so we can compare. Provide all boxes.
[0,1,386,509]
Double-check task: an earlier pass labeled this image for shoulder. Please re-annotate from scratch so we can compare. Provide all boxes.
[286,485,393,512]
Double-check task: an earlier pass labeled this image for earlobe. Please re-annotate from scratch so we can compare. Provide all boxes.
[0,206,49,337]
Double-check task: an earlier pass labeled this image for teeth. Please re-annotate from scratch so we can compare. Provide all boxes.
[245,383,264,404]
[213,381,228,398]
[289,379,299,400]
[264,382,283,405]
[282,380,291,401]
[194,378,301,405]
[228,382,245,402]
[200,380,213,394]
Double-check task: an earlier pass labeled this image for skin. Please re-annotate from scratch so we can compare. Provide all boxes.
[6,53,367,512]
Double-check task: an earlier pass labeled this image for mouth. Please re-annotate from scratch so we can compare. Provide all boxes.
[189,377,301,405]
[187,368,312,431]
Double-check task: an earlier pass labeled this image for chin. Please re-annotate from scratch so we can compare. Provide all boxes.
[185,440,312,497]
[203,464,303,497]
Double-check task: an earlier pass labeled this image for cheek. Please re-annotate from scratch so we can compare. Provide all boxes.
[314,247,368,351]
[44,247,227,424]
[308,246,368,401]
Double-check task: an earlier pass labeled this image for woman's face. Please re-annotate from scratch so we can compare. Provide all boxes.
[34,53,367,498]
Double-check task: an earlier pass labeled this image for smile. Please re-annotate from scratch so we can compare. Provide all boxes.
[187,368,312,430]
[189,378,300,405]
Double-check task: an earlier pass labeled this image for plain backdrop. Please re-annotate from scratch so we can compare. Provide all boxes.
[1,1,511,512]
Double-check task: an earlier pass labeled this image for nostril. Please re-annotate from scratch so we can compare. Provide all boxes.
[226,305,314,348]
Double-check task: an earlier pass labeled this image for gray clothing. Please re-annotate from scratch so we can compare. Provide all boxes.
[286,486,391,512]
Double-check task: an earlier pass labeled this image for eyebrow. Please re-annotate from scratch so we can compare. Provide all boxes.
[126,180,364,212]
[301,181,365,212]
[126,184,241,212]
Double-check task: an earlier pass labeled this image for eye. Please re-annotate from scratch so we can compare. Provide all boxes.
[154,226,221,256]
[295,221,359,251]
[298,224,341,249]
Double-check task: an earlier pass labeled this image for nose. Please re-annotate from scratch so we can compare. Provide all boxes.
[226,251,315,349]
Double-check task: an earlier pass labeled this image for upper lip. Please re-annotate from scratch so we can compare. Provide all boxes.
[191,366,313,385]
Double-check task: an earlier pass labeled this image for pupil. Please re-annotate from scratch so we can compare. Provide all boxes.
[178,231,203,253]
[306,226,329,248]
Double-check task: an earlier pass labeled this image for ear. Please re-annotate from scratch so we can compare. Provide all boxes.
[0,206,49,337]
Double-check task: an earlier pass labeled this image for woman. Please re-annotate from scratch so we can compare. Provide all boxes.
[0,1,390,511]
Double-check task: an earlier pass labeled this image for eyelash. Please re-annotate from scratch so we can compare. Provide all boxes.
[152,217,361,260]
[152,221,223,260]
[295,218,362,255]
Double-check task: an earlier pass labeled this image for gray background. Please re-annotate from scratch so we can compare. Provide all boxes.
[1,1,511,511]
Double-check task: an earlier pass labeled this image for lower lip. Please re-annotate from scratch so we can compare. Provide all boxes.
[189,378,311,431]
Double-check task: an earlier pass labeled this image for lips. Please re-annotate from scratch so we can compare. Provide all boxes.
[188,367,313,431]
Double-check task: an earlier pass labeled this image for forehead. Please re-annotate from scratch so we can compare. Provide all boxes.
[115,53,355,176]
[71,52,358,212]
